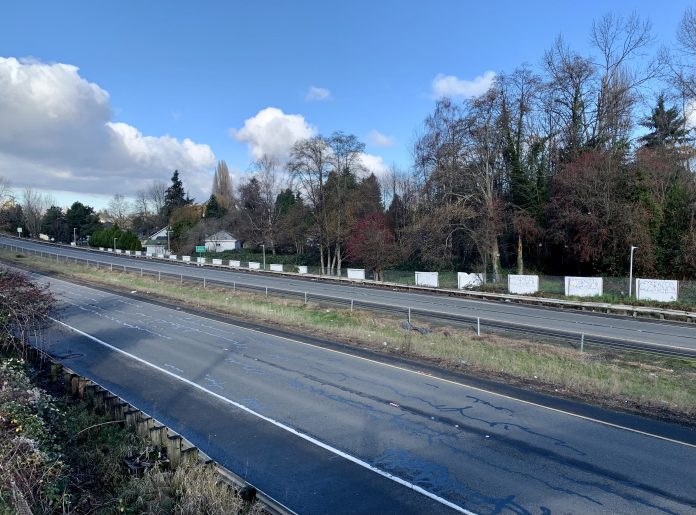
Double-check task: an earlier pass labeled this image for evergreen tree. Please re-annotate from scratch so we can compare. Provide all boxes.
[41,206,70,242]
[163,170,191,220]
[274,188,297,218]
[204,194,226,219]
[352,173,383,220]
[640,94,687,148]
[65,202,101,239]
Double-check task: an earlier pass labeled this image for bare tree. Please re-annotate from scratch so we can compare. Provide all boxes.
[252,155,282,254]
[0,176,14,211]
[589,12,657,149]
[289,136,332,273]
[147,181,168,218]
[105,193,132,228]
[212,160,234,209]
[21,188,52,238]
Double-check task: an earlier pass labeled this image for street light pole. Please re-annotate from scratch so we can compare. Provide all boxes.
[167,226,170,254]
[261,244,266,270]
[628,245,637,297]
[114,237,117,251]
[73,227,77,245]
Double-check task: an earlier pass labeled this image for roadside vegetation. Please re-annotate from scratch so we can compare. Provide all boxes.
[3,248,695,427]
[0,266,261,513]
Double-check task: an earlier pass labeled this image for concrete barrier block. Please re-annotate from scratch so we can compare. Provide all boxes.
[149,425,167,447]
[166,433,182,468]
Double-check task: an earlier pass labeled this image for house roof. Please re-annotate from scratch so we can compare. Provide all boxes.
[147,226,169,241]
[205,230,237,242]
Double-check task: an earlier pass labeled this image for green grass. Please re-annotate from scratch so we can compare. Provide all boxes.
[2,249,695,423]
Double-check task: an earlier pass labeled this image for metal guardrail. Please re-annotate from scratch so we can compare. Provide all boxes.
[3,241,696,359]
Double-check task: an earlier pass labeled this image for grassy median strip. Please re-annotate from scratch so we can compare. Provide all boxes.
[2,249,695,425]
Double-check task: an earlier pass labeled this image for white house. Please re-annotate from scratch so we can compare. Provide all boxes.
[142,226,169,256]
[205,230,241,252]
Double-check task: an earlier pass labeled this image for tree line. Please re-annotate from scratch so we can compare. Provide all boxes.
[1,10,695,279]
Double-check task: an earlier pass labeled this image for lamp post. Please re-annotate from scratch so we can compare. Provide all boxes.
[114,237,117,251]
[167,226,171,253]
[261,243,266,270]
[629,245,637,297]
[73,228,77,245]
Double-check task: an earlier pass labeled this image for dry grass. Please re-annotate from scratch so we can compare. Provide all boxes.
[3,249,696,423]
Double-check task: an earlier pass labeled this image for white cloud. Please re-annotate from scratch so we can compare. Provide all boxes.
[431,70,496,99]
[359,153,390,178]
[368,129,395,148]
[0,57,216,200]
[305,85,331,102]
[230,107,316,162]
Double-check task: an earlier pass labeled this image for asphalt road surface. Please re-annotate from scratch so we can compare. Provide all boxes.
[4,235,696,357]
[21,269,696,514]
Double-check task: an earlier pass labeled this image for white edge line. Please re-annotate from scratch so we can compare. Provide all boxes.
[49,317,476,515]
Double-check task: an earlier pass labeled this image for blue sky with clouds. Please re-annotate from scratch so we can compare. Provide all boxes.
[0,0,692,208]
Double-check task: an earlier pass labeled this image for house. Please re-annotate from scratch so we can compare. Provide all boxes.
[205,230,241,252]
[141,226,169,255]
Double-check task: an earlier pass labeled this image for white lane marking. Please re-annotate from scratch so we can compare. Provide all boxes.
[15,263,696,449]
[51,317,477,515]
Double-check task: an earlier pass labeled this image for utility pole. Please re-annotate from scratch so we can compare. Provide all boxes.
[114,237,117,251]
[261,243,266,270]
[73,227,77,245]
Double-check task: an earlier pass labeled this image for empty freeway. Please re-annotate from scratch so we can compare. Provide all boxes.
[20,269,696,514]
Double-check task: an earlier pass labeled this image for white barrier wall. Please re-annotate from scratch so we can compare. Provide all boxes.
[347,268,366,280]
[230,260,241,267]
[415,271,439,288]
[636,278,678,302]
[182,256,191,262]
[565,277,603,297]
[212,258,223,265]
[457,272,483,289]
[156,253,165,258]
[99,247,104,251]
[297,266,308,274]
[508,274,539,295]
[116,249,122,254]
[196,257,206,264]
[169,255,177,260]
[270,264,283,272]
[248,261,261,270]
[107,248,113,252]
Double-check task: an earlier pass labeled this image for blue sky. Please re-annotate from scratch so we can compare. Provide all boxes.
[0,0,692,208]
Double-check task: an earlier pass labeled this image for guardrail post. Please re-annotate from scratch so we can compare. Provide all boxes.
[580,333,585,353]
[477,317,481,336]
[408,307,411,324]
[351,299,354,312]
[233,282,236,292]
[110,263,113,272]
[304,292,307,305]
[180,274,183,285]
[158,271,161,281]
[203,277,206,288]
[140,268,143,277]
[265,287,268,297]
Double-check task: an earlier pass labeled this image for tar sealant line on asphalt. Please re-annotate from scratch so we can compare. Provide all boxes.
[49,316,478,515]
[170,307,696,449]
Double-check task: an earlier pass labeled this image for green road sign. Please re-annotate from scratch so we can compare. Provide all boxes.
[195,246,206,253]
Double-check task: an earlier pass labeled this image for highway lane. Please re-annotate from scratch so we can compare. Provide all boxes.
[5,235,696,355]
[26,271,696,514]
